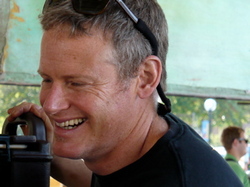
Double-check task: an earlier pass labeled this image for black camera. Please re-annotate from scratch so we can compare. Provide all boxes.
[0,112,52,187]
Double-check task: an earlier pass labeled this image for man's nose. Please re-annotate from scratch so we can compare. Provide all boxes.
[42,84,69,115]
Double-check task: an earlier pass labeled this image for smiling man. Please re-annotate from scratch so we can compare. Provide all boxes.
[7,0,243,186]
[221,126,250,187]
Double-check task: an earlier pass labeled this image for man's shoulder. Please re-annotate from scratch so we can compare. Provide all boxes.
[158,112,243,187]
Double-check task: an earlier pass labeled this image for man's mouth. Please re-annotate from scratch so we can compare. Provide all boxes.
[55,118,86,130]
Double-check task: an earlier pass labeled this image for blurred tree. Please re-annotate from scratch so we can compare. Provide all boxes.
[0,85,40,129]
[168,96,250,145]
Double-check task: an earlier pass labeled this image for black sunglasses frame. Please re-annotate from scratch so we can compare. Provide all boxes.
[238,138,248,144]
[43,0,171,112]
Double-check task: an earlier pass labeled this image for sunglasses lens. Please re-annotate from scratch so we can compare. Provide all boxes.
[238,138,249,144]
[72,0,110,15]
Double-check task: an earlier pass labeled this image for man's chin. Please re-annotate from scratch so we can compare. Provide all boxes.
[53,150,81,159]
[52,143,77,158]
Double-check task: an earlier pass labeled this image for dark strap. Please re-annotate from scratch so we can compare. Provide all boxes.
[226,158,237,162]
[134,19,172,113]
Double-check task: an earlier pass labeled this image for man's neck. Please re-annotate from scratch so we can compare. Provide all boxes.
[227,150,241,161]
[85,115,169,175]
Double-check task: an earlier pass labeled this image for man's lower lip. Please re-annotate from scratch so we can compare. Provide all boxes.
[56,125,78,130]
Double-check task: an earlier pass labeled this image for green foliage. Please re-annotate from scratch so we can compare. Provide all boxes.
[0,85,40,130]
[168,96,250,146]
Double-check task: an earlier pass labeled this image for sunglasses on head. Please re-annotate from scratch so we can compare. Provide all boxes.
[42,0,171,112]
[43,0,158,54]
[43,0,110,15]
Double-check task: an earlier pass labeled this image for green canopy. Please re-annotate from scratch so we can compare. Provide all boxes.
[1,0,250,100]
[0,0,43,85]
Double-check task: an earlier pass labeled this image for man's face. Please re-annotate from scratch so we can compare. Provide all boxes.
[237,132,248,156]
[39,27,140,160]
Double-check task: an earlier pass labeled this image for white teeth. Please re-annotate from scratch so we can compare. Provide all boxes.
[74,119,78,124]
[55,118,86,129]
[69,120,74,126]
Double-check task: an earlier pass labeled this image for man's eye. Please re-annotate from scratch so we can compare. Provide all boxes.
[70,82,84,86]
[42,79,52,83]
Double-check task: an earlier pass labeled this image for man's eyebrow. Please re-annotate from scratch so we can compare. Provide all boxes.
[37,70,52,78]
[37,70,95,80]
[37,69,47,75]
[37,69,43,75]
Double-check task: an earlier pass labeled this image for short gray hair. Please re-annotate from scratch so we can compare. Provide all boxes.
[41,0,168,90]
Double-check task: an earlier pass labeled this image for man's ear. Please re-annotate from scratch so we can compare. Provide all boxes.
[136,55,162,99]
[232,139,238,147]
